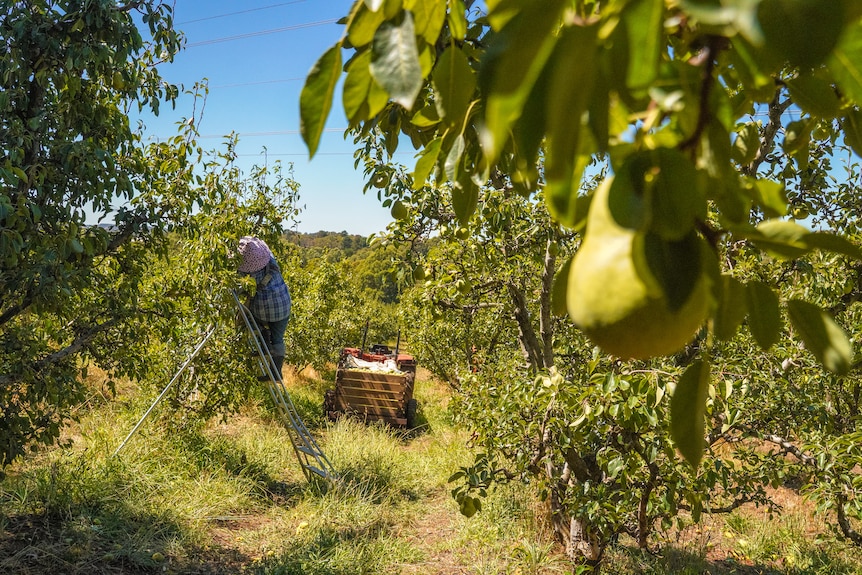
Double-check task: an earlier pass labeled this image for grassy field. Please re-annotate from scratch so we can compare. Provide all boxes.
[1,367,860,574]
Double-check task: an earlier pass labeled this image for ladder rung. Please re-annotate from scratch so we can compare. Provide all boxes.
[305,465,329,478]
[296,445,321,457]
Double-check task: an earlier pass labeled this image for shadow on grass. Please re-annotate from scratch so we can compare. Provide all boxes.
[0,506,252,575]
[250,520,411,575]
[172,430,308,507]
[610,543,862,575]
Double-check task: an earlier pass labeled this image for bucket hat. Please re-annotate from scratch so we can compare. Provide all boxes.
[237,236,272,273]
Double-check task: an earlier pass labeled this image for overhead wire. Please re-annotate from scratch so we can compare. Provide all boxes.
[209,77,306,89]
[176,1,308,25]
[186,19,339,48]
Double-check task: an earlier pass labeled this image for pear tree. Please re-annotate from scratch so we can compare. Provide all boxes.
[302,0,862,465]
[301,0,862,567]
[0,1,302,466]
[0,0,188,467]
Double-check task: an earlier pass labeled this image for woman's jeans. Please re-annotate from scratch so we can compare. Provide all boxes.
[255,315,289,358]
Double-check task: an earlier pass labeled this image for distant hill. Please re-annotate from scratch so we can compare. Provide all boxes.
[286,230,368,257]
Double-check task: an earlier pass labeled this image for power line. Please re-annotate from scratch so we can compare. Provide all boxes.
[238,152,353,157]
[176,1,307,26]
[236,151,413,157]
[197,129,346,139]
[209,77,305,89]
[186,19,339,48]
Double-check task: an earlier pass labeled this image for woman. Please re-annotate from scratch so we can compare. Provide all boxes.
[237,236,291,380]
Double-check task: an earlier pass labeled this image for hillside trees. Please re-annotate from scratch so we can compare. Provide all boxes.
[300,0,862,568]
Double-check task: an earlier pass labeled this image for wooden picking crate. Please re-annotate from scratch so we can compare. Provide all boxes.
[324,347,417,428]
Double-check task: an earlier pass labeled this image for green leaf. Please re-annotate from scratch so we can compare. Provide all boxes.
[731,122,760,165]
[786,72,841,118]
[348,4,386,48]
[787,299,853,375]
[410,0,448,44]
[411,104,441,127]
[543,24,598,228]
[829,19,862,105]
[444,133,465,182]
[413,137,442,189]
[643,231,705,313]
[510,54,551,190]
[749,178,787,218]
[452,173,478,225]
[432,46,476,126]
[681,0,762,43]
[648,148,706,240]
[370,11,423,110]
[783,119,813,166]
[486,0,523,30]
[842,108,862,158]
[746,280,781,350]
[750,218,811,259]
[343,51,373,123]
[758,0,846,69]
[10,166,28,184]
[552,256,573,317]
[447,0,467,40]
[714,274,747,341]
[671,359,709,468]
[623,0,664,90]
[300,43,343,157]
[738,218,862,260]
[481,0,566,162]
[804,232,862,260]
[588,67,611,153]
[606,457,625,480]
[367,75,389,117]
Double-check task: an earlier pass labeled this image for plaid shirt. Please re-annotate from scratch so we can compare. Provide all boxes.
[245,258,292,322]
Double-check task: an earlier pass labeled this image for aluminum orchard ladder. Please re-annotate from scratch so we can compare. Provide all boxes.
[232,290,336,483]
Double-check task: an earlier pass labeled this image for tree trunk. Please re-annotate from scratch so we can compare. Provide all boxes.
[546,459,605,571]
[548,500,604,571]
[508,283,548,371]
[539,236,557,367]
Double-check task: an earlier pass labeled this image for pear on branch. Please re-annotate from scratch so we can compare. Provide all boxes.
[567,167,713,359]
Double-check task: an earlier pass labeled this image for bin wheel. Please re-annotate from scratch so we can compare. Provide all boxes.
[323,390,336,421]
[406,398,418,429]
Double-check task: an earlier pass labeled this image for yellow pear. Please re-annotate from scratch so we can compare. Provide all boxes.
[567,177,710,359]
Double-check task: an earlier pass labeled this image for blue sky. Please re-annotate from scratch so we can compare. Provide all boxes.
[139,0,400,236]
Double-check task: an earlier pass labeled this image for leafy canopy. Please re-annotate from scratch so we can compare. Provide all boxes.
[303,0,862,465]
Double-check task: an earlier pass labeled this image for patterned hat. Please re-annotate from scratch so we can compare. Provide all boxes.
[237,236,272,273]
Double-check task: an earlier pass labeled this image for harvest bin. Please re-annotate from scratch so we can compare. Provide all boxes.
[324,345,417,428]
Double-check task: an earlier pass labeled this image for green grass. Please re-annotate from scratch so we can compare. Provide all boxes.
[1,369,861,574]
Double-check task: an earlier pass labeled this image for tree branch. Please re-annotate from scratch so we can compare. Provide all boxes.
[678,495,759,515]
[760,433,816,466]
[0,317,121,387]
[743,93,792,177]
[508,283,546,371]
[539,235,557,368]
[679,37,722,151]
[836,492,862,545]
